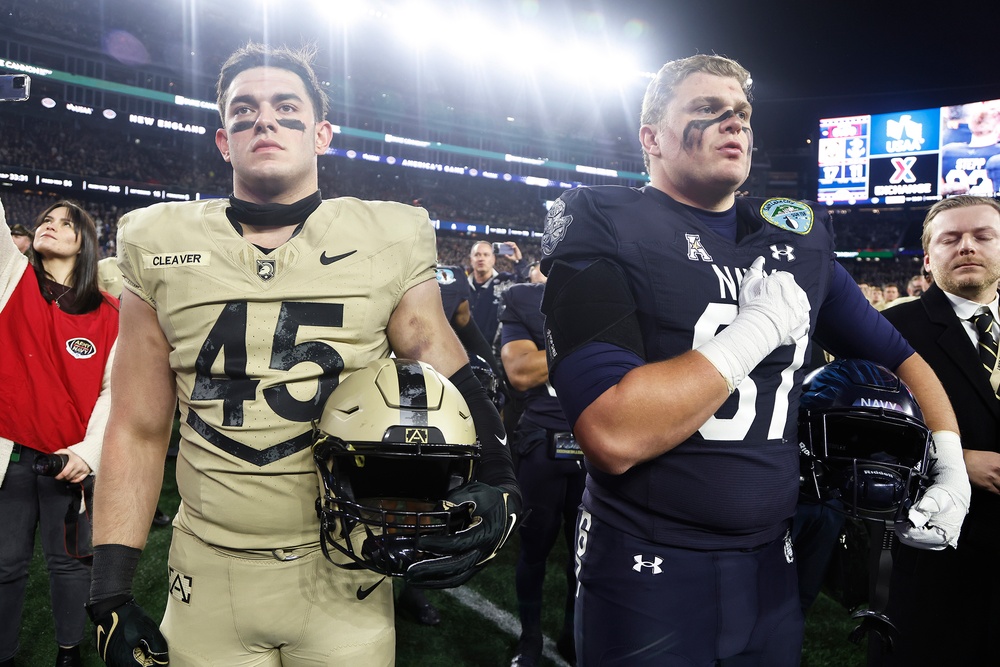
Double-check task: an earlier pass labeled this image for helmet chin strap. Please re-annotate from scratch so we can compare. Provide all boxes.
[848,519,898,655]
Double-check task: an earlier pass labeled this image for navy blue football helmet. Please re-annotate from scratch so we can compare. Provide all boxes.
[798,359,931,522]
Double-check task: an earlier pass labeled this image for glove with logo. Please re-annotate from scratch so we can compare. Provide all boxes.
[87,594,168,666]
[698,255,811,393]
[897,430,971,550]
[404,481,520,589]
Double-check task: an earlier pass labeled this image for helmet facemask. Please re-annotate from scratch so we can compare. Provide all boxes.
[798,359,931,524]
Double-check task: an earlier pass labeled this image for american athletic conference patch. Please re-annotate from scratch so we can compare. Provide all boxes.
[760,198,814,234]
[65,337,97,359]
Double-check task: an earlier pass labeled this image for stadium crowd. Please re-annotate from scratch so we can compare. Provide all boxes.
[1,112,927,289]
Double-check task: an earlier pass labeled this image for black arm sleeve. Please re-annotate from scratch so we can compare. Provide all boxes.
[453,316,501,374]
[449,364,520,502]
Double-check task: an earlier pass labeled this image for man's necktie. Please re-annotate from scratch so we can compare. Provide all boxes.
[971,308,999,379]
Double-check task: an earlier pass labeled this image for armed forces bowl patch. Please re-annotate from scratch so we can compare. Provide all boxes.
[65,337,97,359]
[760,198,814,234]
[541,198,573,256]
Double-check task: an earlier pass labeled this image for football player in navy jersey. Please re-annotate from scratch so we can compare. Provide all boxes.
[501,271,586,667]
[539,54,970,666]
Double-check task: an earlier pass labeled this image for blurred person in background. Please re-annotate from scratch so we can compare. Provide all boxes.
[869,285,886,310]
[468,240,528,344]
[882,283,899,305]
[501,269,585,667]
[9,224,32,255]
[0,199,120,667]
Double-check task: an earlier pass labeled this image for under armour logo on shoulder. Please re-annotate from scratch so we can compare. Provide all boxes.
[633,554,663,575]
[770,244,795,261]
[686,234,713,262]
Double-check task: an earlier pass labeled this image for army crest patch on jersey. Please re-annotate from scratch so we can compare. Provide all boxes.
[542,198,573,256]
[256,259,276,281]
[760,198,814,234]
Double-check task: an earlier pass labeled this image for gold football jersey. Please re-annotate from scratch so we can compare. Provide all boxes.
[117,197,437,549]
[97,257,124,298]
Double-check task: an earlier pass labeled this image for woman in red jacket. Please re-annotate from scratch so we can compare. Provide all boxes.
[0,198,119,667]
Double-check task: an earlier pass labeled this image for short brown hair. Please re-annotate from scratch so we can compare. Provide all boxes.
[216,43,329,123]
[9,223,31,238]
[921,195,1000,250]
[639,54,752,170]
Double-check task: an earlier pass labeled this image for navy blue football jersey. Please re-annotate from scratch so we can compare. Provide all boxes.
[500,283,570,432]
[540,185,840,550]
[435,265,469,323]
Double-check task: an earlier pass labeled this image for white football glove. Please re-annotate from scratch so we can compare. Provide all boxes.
[698,256,811,392]
[896,431,970,550]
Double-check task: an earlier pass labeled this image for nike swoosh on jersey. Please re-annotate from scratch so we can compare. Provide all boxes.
[320,249,358,265]
[356,576,386,600]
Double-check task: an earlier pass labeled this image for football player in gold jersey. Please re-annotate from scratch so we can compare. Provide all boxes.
[86,44,520,667]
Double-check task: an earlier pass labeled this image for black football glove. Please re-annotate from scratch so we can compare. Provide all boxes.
[404,481,520,589]
[87,594,169,666]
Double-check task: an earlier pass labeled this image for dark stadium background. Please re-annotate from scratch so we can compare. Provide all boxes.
[4,1,1000,665]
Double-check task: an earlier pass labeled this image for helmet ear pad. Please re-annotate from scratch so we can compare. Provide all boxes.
[312,358,480,577]
[798,359,931,522]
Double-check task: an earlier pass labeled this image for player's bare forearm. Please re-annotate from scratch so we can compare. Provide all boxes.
[573,349,730,475]
[501,340,548,391]
[93,291,177,549]
[963,450,1000,495]
[388,278,469,375]
[894,353,960,435]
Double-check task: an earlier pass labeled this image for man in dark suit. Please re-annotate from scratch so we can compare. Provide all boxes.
[879,195,1000,666]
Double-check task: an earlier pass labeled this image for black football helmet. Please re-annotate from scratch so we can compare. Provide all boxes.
[798,359,930,522]
[313,358,480,577]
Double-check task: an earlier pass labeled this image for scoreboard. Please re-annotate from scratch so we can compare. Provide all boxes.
[818,99,1000,205]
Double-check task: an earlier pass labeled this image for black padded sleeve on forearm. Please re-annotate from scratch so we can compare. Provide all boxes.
[454,316,501,374]
[449,364,520,502]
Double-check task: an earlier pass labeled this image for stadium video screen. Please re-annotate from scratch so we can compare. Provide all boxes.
[817,99,1000,205]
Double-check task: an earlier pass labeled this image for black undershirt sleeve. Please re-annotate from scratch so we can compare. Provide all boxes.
[448,364,520,502]
[453,316,501,374]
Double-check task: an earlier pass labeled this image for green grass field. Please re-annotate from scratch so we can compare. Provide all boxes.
[16,454,867,666]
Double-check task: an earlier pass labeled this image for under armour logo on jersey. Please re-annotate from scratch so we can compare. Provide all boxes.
[257,259,276,281]
[686,234,714,262]
[633,554,663,575]
[770,244,795,261]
